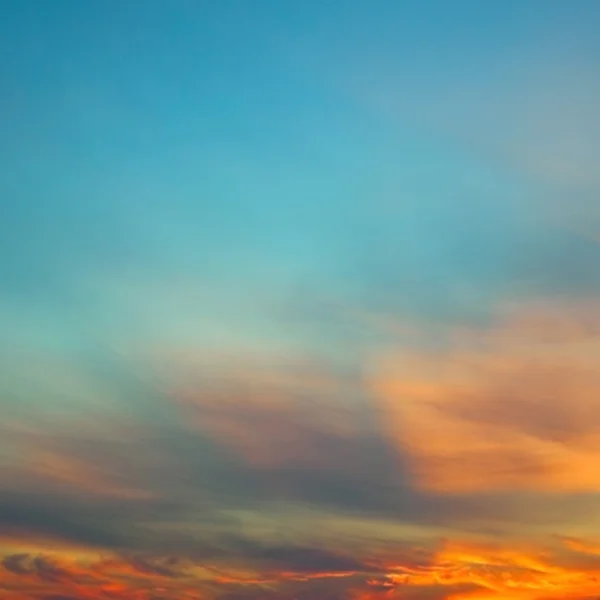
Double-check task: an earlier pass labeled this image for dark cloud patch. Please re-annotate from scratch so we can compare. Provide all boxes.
[123,554,188,578]
[232,541,366,574]
[2,553,69,582]
[117,536,373,579]
[164,364,423,523]
[2,552,30,575]
[0,428,561,561]
[0,490,174,551]
[246,431,412,515]
[33,555,70,583]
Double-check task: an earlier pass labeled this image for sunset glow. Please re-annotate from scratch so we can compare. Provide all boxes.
[1,1,600,599]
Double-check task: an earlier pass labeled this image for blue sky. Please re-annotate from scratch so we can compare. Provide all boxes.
[1,3,600,599]
[2,2,599,347]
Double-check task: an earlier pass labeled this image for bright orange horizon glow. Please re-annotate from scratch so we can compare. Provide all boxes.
[3,536,600,600]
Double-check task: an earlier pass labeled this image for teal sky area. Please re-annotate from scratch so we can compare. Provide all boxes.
[2,1,599,355]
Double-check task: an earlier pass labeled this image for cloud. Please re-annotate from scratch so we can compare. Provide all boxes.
[161,351,415,514]
[3,334,593,564]
[1,554,72,583]
[0,543,372,600]
[3,553,35,575]
[371,299,600,494]
[4,304,600,599]
[223,540,367,575]
[3,535,600,599]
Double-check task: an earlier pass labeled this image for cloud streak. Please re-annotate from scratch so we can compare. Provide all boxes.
[372,299,600,495]
[4,536,600,600]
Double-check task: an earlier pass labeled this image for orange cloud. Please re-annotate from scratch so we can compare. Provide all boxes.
[0,545,363,600]
[0,549,209,600]
[356,537,600,600]
[371,300,600,493]
[3,536,600,600]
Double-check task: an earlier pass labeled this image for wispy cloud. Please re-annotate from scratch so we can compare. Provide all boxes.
[372,299,600,495]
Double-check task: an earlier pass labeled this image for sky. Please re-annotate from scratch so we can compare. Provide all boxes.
[1,1,600,599]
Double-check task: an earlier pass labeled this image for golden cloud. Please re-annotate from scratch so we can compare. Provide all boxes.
[371,300,600,493]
